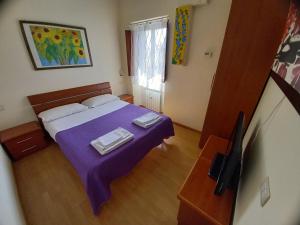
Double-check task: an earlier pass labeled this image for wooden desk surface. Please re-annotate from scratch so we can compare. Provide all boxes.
[178,136,234,225]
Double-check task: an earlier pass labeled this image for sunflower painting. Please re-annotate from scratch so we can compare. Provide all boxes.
[20,21,92,70]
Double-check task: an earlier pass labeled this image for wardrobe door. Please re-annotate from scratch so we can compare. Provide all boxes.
[199,0,290,148]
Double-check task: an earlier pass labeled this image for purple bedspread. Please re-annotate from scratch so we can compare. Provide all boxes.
[55,104,174,214]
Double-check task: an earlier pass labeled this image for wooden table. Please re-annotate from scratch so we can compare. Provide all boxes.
[177,135,234,225]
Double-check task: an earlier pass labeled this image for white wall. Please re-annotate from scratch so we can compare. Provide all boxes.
[234,78,300,225]
[0,0,127,130]
[0,145,27,225]
[119,0,232,131]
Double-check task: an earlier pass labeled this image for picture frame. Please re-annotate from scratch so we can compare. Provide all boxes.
[172,5,192,65]
[271,1,300,115]
[271,71,300,114]
[19,20,93,70]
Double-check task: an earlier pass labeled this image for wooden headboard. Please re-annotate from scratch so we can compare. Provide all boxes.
[27,82,112,115]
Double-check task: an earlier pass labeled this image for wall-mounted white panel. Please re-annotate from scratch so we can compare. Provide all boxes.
[0,145,26,225]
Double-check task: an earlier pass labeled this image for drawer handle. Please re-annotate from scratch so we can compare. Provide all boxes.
[17,137,33,144]
[21,145,37,153]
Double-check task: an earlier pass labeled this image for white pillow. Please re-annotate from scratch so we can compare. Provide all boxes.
[38,103,88,123]
[81,94,119,108]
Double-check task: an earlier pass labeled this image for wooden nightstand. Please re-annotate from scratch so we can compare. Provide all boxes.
[0,121,48,160]
[119,94,134,104]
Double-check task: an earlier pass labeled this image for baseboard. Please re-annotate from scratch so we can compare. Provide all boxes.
[172,121,201,134]
[138,105,200,133]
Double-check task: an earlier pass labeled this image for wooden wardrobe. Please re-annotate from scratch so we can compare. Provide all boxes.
[199,0,290,148]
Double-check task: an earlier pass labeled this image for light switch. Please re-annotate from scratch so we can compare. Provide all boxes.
[260,176,271,207]
[0,105,4,112]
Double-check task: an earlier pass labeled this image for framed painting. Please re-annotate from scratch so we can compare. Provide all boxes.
[272,0,300,114]
[172,5,192,65]
[20,20,93,70]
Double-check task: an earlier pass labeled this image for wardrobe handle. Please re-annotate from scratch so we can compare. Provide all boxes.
[211,73,216,91]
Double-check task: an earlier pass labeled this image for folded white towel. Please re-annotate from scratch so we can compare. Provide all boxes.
[133,112,162,128]
[134,116,162,128]
[135,112,160,124]
[91,128,134,155]
[97,131,123,148]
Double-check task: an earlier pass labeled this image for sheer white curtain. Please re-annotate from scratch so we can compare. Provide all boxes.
[130,18,168,112]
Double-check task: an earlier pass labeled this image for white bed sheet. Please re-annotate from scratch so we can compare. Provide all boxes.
[44,100,129,141]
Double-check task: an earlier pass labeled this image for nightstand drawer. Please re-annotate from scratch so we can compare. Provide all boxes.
[4,130,47,159]
[0,121,49,160]
[5,130,44,150]
[11,144,41,160]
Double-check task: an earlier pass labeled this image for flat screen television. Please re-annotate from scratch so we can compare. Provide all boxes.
[208,111,245,195]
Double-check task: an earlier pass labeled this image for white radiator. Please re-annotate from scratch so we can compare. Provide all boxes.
[133,85,161,112]
[143,89,161,112]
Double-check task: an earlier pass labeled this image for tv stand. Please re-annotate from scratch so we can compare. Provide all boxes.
[177,136,235,225]
[209,153,241,195]
[209,152,227,181]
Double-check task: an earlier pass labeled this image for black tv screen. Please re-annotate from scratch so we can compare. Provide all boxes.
[209,111,245,195]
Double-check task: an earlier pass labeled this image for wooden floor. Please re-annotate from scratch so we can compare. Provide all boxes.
[13,125,200,225]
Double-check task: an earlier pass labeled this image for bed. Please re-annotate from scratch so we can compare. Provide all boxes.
[27,82,174,214]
